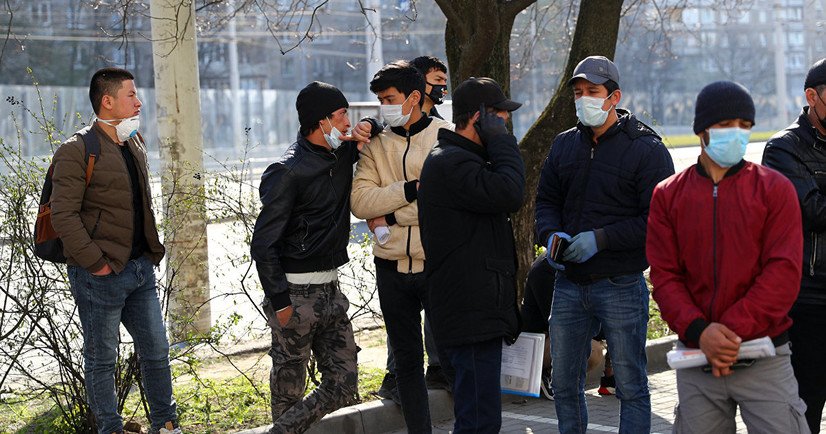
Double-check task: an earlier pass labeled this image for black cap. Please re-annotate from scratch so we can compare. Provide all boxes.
[693,81,755,134]
[296,81,349,129]
[805,58,826,90]
[568,56,620,86]
[451,77,522,117]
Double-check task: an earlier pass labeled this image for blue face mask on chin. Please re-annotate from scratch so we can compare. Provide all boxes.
[704,127,751,168]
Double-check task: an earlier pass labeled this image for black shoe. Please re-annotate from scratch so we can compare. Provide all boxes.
[425,365,450,391]
[377,372,402,405]
[540,369,554,401]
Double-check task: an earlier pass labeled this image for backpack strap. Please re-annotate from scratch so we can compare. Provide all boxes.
[75,126,101,187]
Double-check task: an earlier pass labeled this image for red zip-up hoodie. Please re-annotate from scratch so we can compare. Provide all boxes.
[647,160,802,348]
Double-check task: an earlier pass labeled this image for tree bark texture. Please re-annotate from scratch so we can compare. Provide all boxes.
[437,0,537,95]
[150,0,211,339]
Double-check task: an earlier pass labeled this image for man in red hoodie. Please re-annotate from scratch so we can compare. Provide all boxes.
[647,81,810,433]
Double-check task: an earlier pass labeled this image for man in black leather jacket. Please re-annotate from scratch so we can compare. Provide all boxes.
[250,81,376,434]
[762,57,826,433]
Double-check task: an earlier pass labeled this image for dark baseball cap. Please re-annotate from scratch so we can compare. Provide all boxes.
[452,77,522,116]
[567,55,620,86]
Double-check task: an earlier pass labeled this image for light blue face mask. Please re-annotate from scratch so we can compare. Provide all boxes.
[574,92,615,127]
[704,127,751,168]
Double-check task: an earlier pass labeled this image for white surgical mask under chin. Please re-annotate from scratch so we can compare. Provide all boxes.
[322,118,344,150]
[380,94,413,127]
[575,93,614,127]
[97,116,140,142]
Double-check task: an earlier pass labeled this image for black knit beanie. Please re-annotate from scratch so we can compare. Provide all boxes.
[296,81,349,129]
[693,81,755,134]
[805,58,826,90]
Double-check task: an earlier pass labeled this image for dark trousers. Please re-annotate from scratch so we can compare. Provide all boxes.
[790,303,826,434]
[444,338,503,434]
[376,267,432,433]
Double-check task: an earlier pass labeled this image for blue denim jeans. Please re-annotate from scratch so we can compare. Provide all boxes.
[68,256,177,434]
[550,272,650,434]
[444,338,503,434]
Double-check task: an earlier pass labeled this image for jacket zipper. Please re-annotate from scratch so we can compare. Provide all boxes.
[299,217,309,252]
[575,142,596,233]
[810,232,817,277]
[709,184,719,321]
[328,150,339,231]
[403,130,413,273]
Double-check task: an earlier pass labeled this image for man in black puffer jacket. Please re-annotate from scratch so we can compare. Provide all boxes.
[250,81,377,434]
[762,57,826,434]
[534,56,674,434]
[419,77,524,434]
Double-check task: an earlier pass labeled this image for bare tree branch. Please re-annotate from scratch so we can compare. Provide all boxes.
[502,0,538,19]
[0,0,13,70]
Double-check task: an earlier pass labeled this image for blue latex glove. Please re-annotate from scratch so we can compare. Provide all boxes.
[563,231,599,263]
[546,232,572,271]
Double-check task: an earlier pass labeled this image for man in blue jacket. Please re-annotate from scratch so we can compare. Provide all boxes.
[534,56,674,434]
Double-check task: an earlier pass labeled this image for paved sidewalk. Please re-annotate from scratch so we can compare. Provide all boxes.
[389,368,826,434]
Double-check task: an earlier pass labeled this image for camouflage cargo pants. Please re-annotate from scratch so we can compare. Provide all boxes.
[263,281,358,434]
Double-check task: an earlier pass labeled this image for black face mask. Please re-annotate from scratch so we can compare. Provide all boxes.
[427,83,447,105]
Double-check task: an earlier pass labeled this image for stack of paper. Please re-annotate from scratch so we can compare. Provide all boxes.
[666,336,776,369]
[501,332,545,397]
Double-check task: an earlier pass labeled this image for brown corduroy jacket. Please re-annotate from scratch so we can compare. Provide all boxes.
[51,123,164,273]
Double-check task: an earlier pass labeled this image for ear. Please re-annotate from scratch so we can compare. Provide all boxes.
[805,88,818,107]
[698,131,708,147]
[100,94,114,111]
[412,90,422,107]
[610,89,622,105]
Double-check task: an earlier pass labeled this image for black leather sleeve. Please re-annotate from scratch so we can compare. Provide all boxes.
[250,162,296,301]
[763,135,826,232]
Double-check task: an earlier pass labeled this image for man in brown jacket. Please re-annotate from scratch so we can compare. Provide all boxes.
[51,67,179,434]
[351,60,453,433]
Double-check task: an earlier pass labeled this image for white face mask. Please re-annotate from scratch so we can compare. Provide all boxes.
[575,92,615,127]
[321,118,344,150]
[380,94,413,127]
[98,115,140,142]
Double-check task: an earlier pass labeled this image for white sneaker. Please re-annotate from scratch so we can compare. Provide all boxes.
[540,370,554,401]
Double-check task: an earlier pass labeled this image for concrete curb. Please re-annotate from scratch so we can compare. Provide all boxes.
[233,335,677,434]
[234,389,454,434]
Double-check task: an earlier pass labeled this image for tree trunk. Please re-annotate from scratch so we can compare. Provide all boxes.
[515,0,624,293]
[150,0,211,340]
[437,0,537,96]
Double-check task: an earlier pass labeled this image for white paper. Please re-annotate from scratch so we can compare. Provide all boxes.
[374,226,390,245]
[666,336,776,369]
[501,332,545,397]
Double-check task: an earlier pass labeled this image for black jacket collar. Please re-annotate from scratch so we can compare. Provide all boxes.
[390,112,432,137]
[695,158,746,180]
[436,128,488,160]
[798,107,826,148]
[577,108,633,143]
